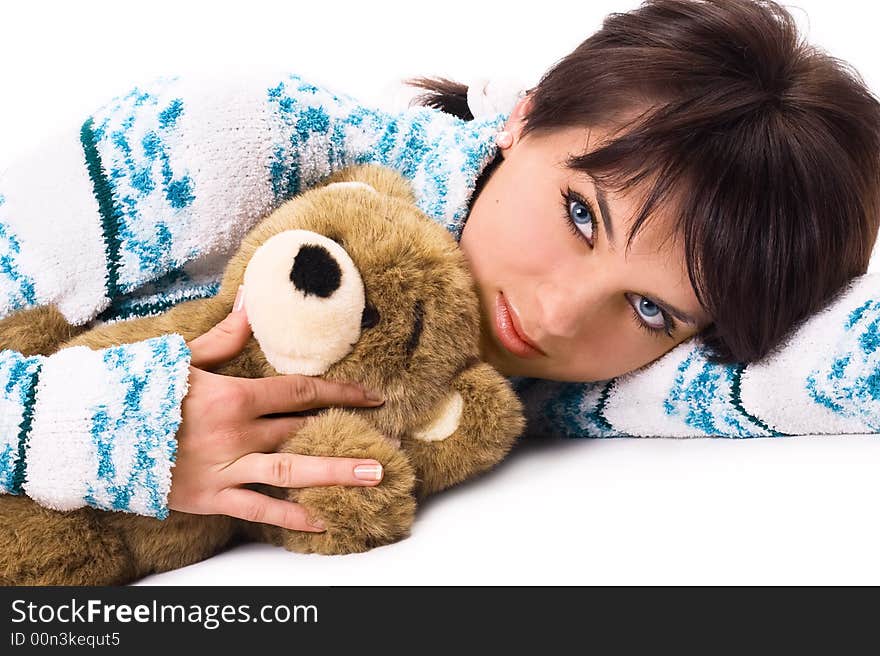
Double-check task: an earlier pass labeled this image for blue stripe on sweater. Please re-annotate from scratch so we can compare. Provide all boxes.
[806,299,880,430]
[663,349,782,437]
[265,73,506,243]
[81,116,124,302]
[0,205,38,315]
[0,351,42,494]
[533,379,629,439]
[89,79,194,293]
[80,335,188,518]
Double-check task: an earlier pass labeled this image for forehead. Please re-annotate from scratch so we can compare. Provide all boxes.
[537,124,685,252]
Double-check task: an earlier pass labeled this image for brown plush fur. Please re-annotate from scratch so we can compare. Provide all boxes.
[0,164,525,585]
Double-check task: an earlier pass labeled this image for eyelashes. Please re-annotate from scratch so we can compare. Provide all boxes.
[558,186,675,339]
[559,186,598,248]
[627,294,673,339]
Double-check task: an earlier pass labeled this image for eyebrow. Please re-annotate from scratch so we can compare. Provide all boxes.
[654,299,701,327]
[593,182,701,328]
[594,185,616,253]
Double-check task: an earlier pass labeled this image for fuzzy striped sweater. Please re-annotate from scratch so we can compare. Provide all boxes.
[2,72,879,520]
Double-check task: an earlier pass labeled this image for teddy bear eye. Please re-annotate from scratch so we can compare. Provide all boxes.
[361,303,380,330]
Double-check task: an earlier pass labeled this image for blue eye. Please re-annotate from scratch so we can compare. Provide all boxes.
[571,201,593,228]
[560,186,676,340]
[627,293,673,338]
[634,296,665,327]
[560,188,596,247]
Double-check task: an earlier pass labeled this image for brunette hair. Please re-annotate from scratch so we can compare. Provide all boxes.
[404,0,880,365]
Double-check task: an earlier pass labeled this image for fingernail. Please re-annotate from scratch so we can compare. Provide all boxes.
[363,388,385,404]
[353,463,383,482]
[233,285,245,312]
[308,515,326,531]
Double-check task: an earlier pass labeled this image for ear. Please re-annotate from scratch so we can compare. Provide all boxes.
[506,93,534,142]
[318,164,417,204]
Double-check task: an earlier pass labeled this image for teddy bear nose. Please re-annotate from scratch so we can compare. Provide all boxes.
[241,229,366,376]
[289,244,342,298]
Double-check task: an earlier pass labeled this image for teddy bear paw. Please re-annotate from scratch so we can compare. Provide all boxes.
[276,409,417,555]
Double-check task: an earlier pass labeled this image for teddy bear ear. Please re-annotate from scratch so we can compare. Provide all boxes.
[324,181,379,195]
[318,164,417,204]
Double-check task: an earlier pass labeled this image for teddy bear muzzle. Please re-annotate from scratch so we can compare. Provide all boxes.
[242,229,366,376]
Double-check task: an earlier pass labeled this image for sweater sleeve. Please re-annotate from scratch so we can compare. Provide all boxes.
[0,335,191,519]
[91,70,503,305]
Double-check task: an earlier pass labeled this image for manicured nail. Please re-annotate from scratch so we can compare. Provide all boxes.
[362,388,385,404]
[353,463,383,482]
[233,285,245,312]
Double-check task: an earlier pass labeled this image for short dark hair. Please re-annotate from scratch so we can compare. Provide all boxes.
[405,0,880,365]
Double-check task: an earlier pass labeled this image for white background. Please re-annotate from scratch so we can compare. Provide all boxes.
[3,0,880,585]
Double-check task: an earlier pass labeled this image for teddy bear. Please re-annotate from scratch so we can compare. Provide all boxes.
[0,163,525,585]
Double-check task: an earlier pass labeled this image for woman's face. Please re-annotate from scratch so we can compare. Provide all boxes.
[460,97,712,382]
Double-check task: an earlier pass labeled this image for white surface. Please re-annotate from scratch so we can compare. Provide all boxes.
[2,0,880,585]
[137,434,880,586]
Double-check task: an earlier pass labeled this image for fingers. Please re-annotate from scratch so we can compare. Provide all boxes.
[240,373,385,418]
[187,292,252,370]
[215,488,327,532]
[224,452,384,489]
[245,415,313,453]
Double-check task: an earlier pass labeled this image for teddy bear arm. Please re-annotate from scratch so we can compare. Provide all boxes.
[0,305,86,356]
[403,362,526,498]
[0,293,233,357]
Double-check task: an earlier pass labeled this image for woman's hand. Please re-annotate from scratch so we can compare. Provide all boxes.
[168,286,386,532]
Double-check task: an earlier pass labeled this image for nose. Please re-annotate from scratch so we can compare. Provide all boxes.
[535,280,589,340]
[289,244,342,297]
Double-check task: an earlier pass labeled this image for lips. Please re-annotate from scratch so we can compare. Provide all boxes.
[505,294,544,352]
[495,291,546,358]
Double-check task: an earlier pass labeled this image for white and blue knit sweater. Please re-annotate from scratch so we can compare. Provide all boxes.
[2,71,880,519]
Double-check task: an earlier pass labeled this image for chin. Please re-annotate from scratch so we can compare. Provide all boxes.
[487,349,538,379]
[478,331,513,377]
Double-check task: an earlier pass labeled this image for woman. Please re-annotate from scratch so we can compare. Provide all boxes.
[1,0,878,535]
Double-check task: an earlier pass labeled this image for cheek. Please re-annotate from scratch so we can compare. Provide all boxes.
[486,197,560,277]
[521,217,558,261]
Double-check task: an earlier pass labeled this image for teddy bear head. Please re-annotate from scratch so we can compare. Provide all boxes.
[219,164,484,443]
